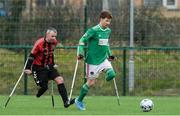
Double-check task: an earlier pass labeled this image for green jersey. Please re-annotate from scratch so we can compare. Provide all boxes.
[78,24,112,65]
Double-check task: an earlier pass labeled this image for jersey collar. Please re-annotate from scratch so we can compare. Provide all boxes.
[98,24,108,31]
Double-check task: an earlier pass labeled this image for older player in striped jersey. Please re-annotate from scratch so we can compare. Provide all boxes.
[24,27,74,108]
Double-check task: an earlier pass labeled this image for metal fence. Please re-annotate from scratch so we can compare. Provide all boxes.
[0,0,180,46]
[0,0,180,97]
[0,46,180,96]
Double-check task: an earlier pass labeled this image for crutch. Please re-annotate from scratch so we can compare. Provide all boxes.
[50,64,60,108]
[51,81,55,108]
[4,59,28,108]
[68,59,79,104]
[113,78,120,105]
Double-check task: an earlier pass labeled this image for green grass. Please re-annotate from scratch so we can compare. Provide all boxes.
[1,48,180,96]
[0,95,180,115]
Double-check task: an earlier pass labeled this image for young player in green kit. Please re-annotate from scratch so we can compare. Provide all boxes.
[75,11,116,111]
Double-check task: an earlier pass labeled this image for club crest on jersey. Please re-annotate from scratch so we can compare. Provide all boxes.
[90,72,94,75]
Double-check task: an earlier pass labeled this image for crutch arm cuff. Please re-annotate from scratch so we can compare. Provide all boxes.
[25,53,35,70]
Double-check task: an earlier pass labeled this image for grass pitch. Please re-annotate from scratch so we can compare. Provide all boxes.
[0,95,180,115]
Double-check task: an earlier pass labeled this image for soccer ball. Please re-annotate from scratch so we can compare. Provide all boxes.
[140,98,154,112]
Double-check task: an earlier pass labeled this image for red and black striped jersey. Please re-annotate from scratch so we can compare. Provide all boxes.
[31,37,58,66]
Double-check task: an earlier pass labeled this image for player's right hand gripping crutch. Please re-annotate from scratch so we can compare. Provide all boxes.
[68,59,79,104]
[113,78,120,105]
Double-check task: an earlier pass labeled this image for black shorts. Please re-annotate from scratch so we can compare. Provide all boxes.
[32,65,60,85]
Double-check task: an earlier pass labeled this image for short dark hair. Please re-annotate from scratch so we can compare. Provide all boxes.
[99,11,112,19]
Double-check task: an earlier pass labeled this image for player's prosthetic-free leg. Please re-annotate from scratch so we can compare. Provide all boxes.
[78,83,90,102]
[75,83,89,111]
[105,68,116,81]
[57,83,75,108]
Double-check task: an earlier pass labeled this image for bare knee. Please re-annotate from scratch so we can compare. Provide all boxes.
[87,79,95,87]
[54,76,64,84]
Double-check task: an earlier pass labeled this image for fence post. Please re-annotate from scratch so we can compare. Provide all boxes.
[24,48,28,95]
[129,0,135,93]
[122,48,126,96]
[83,0,88,83]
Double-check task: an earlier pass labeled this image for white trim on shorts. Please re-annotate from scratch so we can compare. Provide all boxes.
[86,59,113,80]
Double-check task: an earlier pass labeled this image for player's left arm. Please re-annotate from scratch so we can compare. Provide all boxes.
[107,44,115,61]
[107,31,115,61]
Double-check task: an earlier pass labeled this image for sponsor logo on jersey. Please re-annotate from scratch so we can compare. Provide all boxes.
[99,39,108,46]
